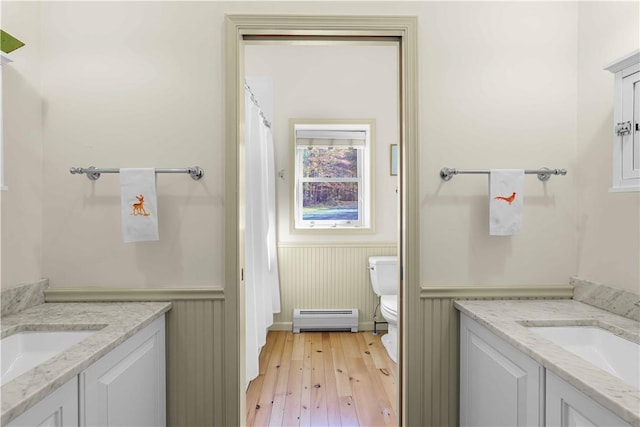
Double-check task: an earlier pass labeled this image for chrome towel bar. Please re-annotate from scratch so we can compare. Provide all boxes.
[440,167,567,182]
[440,168,567,181]
[70,166,204,181]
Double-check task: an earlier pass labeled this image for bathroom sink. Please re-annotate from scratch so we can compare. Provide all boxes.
[0,330,94,385]
[529,326,640,389]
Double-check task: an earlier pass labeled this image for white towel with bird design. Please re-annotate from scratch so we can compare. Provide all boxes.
[489,169,524,236]
[120,168,159,242]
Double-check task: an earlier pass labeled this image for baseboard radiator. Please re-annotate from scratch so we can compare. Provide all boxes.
[292,308,359,333]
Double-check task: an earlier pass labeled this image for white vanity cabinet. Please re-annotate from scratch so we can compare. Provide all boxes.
[460,314,544,427]
[5,314,166,427]
[460,313,632,427]
[6,377,78,427]
[80,315,166,427]
[546,371,630,427]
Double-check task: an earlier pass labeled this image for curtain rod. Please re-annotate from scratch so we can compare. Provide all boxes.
[440,167,567,182]
[70,166,204,181]
[244,81,272,128]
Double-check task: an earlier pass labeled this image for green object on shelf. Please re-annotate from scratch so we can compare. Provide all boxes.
[1,30,25,54]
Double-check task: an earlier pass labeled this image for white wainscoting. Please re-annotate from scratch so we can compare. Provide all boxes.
[274,242,397,331]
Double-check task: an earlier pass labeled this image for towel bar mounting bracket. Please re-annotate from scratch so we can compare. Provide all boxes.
[537,167,552,182]
[82,166,100,181]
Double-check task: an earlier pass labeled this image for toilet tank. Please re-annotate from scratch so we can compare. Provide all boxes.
[368,256,398,296]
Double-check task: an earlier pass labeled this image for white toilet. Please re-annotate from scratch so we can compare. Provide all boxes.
[368,256,398,363]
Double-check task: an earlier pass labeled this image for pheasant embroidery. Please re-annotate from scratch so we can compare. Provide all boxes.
[494,192,516,205]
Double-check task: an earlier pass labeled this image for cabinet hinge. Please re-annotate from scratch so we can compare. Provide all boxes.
[616,121,632,136]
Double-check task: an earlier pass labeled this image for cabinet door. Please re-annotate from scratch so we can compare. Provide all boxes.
[7,377,78,427]
[546,371,630,427]
[621,70,640,180]
[80,315,166,427]
[460,314,543,427]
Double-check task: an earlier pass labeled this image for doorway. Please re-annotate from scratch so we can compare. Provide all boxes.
[244,39,399,426]
[224,15,419,426]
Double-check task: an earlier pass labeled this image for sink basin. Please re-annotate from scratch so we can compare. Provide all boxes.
[0,330,94,385]
[529,326,640,389]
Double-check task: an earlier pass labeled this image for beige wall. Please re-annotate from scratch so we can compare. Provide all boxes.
[245,43,399,243]
[576,1,640,293]
[2,1,591,289]
[420,1,579,286]
[1,1,43,288]
[39,2,225,288]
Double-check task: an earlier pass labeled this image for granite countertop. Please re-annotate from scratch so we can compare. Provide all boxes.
[0,301,171,425]
[455,299,640,426]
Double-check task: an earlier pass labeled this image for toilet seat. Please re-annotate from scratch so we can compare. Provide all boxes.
[380,295,397,321]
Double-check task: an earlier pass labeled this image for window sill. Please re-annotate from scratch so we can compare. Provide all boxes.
[291,226,375,235]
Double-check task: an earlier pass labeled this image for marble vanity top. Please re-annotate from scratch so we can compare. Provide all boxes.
[0,301,171,425]
[455,299,640,426]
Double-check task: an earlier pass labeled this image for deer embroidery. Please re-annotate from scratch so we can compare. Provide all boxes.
[132,194,151,216]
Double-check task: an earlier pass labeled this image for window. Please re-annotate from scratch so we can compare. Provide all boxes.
[605,50,640,192]
[292,120,374,230]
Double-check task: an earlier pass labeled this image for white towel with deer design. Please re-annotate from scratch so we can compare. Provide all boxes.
[120,168,159,242]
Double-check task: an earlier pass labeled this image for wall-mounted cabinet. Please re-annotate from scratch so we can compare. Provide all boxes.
[605,50,640,192]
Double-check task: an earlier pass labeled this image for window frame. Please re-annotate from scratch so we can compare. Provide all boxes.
[290,119,375,232]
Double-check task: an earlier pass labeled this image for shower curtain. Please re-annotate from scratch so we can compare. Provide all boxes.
[245,84,281,388]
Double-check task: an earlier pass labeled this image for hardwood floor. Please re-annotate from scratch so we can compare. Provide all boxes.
[246,331,398,427]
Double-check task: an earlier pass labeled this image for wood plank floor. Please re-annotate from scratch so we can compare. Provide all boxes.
[247,331,398,427]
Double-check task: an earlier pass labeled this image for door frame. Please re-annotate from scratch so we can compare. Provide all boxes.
[223,15,419,426]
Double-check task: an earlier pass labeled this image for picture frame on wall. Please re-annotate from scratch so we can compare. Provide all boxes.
[390,144,399,176]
